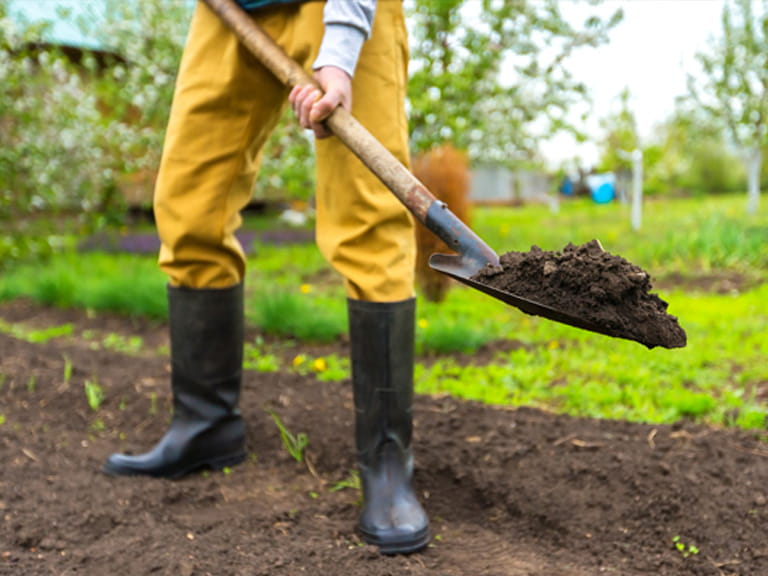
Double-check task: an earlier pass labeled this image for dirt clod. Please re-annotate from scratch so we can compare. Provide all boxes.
[471,240,687,349]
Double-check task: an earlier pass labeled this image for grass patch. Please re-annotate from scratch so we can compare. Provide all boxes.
[2,194,767,429]
[252,289,347,343]
[416,283,768,428]
[0,253,166,318]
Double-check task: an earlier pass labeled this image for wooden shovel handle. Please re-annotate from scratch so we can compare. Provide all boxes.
[201,0,436,222]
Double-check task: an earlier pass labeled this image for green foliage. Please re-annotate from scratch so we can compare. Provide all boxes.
[243,341,281,373]
[0,253,167,317]
[2,196,767,430]
[255,108,316,203]
[269,410,308,463]
[407,0,622,162]
[63,354,73,384]
[84,379,104,412]
[596,88,639,174]
[0,0,315,272]
[416,313,493,355]
[644,104,746,196]
[0,319,74,343]
[252,289,346,343]
[672,536,700,558]
[688,0,768,212]
[690,0,768,152]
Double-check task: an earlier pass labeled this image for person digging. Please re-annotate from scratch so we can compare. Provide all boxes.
[103,0,430,556]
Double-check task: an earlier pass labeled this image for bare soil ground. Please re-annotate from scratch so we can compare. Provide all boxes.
[1,299,768,576]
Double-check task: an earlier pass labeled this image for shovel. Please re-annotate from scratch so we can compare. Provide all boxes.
[201,0,613,338]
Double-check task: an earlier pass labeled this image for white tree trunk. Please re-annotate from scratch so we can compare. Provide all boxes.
[631,149,643,231]
[746,147,761,215]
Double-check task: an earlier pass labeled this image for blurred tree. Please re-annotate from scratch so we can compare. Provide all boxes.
[595,87,639,174]
[407,0,623,166]
[643,101,744,196]
[689,0,768,213]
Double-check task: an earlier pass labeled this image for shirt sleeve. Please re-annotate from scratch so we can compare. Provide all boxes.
[312,0,377,77]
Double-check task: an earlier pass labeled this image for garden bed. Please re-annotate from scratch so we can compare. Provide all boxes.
[1,301,767,575]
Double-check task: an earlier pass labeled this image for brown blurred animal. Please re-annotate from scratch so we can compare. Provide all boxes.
[411,144,471,303]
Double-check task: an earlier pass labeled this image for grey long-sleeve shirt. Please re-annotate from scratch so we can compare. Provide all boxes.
[235,0,377,77]
[314,0,377,77]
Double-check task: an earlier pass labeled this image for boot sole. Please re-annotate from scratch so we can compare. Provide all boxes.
[359,526,430,555]
[102,451,247,479]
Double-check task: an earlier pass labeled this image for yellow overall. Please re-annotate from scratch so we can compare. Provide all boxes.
[154,0,415,301]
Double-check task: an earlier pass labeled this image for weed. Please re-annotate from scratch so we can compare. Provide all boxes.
[672,535,700,558]
[26,375,36,393]
[0,414,5,426]
[148,392,158,416]
[102,333,143,354]
[329,470,361,493]
[62,355,73,384]
[243,342,281,372]
[269,410,309,463]
[84,379,104,411]
[0,320,73,343]
[291,353,349,382]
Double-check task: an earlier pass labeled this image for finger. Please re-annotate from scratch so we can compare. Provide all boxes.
[309,91,340,124]
[302,90,322,128]
[289,85,320,128]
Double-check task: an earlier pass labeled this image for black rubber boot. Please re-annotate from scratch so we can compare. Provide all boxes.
[348,298,430,555]
[103,284,246,478]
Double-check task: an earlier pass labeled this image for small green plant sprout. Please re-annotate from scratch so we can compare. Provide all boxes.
[62,354,73,384]
[148,392,158,416]
[26,375,37,393]
[329,470,361,493]
[269,410,309,463]
[0,414,6,426]
[84,380,105,412]
[243,341,281,372]
[672,535,700,558]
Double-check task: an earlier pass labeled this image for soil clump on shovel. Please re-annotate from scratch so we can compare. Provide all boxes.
[471,240,687,349]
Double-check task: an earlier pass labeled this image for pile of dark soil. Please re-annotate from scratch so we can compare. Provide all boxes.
[472,240,687,349]
[1,301,767,575]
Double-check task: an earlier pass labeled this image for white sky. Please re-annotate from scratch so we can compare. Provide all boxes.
[540,0,727,168]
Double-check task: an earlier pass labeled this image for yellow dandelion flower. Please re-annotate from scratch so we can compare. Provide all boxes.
[548,340,559,350]
[418,319,429,329]
[312,358,327,372]
[292,355,306,367]
[300,284,312,294]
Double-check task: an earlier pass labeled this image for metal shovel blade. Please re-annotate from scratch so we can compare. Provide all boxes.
[428,253,614,337]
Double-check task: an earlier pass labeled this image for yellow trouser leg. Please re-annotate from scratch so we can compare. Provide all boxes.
[315,1,415,301]
[155,0,415,301]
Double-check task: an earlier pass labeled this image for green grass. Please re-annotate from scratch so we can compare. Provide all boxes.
[1,193,767,429]
[0,253,167,318]
[473,195,768,271]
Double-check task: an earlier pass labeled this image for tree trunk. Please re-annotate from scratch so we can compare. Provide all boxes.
[746,147,761,215]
